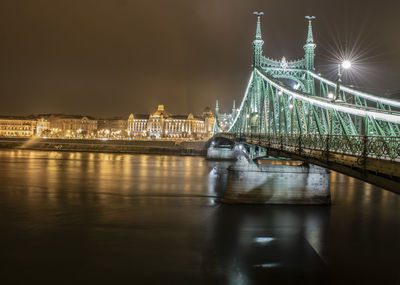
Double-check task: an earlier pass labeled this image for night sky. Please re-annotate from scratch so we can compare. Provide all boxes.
[0,0,399,117]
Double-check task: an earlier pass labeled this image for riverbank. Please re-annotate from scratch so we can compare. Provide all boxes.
[0,138,207,156]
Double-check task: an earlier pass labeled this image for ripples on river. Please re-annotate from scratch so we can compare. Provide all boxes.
[1,149,400,284]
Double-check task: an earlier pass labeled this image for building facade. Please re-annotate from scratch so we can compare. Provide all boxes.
[0,117,51,137]
[0,119,38,137]
[97,119,128,139]
[127,105,214,140]
[0,107,214,140]
[36,118,51,136]
[127,114,149,139]
[43,115,97,138]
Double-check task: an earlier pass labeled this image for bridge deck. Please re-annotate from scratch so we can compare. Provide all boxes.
[214,134,400,194]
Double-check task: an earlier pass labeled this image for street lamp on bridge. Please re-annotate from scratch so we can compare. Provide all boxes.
[334,60,352,101]
[342,60,352,70]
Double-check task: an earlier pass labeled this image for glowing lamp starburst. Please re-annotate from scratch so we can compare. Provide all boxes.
[342,60,352,69]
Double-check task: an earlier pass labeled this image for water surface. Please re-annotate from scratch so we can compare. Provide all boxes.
[1,149,400,284]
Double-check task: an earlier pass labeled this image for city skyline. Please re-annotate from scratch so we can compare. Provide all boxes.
[0,103,216,119]
[0,103,216,140]
[0,0,399,117]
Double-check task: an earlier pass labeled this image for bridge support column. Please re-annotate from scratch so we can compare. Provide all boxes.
[223,158,331,205]
[207,146,237,160]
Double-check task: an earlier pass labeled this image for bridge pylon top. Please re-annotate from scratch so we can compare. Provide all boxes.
[252,12,264,67]
[253,11,264,41]
[305,16,316,45]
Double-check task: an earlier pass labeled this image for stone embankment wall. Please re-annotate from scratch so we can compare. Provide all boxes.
[0,138,207,156]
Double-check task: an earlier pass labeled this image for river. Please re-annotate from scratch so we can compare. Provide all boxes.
[0,149,399,284]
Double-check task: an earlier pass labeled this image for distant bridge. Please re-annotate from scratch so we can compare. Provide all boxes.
[211,15,400,193]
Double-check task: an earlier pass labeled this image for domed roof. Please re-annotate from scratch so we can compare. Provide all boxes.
[152,104,170,117]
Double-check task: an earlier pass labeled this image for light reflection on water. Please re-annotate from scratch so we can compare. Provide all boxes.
[1,149,400,284]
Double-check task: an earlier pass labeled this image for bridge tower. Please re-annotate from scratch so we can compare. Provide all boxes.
[304,16,316,94]
[253,14,264,67]
[213,99,220,133]
[304,17,316,71]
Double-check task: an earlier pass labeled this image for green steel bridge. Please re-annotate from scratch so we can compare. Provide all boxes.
[211,14,400,193]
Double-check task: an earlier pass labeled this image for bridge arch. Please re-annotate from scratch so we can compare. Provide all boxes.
[270,73,307,93]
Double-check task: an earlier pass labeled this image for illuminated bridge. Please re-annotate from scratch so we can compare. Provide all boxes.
[211,14,400,193]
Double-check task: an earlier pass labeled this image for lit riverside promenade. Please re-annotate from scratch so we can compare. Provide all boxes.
[211,15,400,193]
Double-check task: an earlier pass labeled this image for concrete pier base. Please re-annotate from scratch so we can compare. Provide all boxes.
[207,146,237,161]
[223,156,331,205]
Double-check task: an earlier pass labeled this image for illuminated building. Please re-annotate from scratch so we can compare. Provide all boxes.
[97,118,128,139]
[36,118,50,136]
[42,115,98,138]
[0,106,214,140]
[0,118,38,137]
[127,105,215,139]
[127,114,149,138]
[0,117,50,137]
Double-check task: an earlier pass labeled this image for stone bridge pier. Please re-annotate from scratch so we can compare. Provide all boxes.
[207,141,331,205]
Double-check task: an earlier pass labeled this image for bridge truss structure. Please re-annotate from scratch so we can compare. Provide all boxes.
[213,15,400,192]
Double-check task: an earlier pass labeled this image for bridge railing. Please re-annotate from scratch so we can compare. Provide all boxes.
[219,133,400,161]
